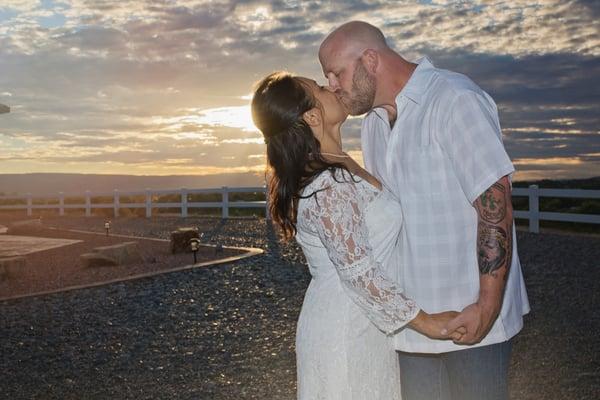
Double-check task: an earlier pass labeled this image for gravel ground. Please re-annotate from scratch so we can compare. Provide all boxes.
[0,216,598,399]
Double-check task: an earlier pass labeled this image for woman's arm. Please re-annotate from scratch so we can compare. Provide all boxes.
[304,172,458,338]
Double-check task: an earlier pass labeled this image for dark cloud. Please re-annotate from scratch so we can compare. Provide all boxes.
[57,26,129,51]
[408,48,599,170]
[576,0,600,17]
[416,49,598,130]
[159,4,235,31]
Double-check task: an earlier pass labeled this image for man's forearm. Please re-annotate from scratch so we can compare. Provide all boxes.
[475,176,513,310]
[439,176,515,343]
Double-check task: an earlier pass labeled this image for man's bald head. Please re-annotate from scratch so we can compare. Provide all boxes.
[319,21,413,116]
[318,21,409,116]
[319,21,388,61]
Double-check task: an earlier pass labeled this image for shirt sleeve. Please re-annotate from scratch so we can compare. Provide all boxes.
[302,173,420,335]
[437,91,515,204]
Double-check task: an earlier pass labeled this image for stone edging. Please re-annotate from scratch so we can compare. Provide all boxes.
[0,227,264,303]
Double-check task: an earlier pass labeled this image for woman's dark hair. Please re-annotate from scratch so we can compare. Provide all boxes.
[251,72,348,240]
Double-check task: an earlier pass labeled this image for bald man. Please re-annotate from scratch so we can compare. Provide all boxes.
[319,21,529,400]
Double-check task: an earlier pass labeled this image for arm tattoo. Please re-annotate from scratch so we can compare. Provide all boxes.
[478,182,506,223]
[475,178,513,278]
[477,223,509,276]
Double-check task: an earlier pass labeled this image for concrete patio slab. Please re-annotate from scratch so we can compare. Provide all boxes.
[0,235,82,257]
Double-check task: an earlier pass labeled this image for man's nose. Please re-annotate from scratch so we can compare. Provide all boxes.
[326,74,340,91]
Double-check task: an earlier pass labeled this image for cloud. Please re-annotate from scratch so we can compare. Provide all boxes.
[0,0,39,13]
[0,0,598,180]
[56,26,129,54]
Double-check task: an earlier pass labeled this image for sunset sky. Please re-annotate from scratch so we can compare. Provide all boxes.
[0,0,598,182]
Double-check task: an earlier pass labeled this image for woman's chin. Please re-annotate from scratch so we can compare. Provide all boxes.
[336,104,349,120]
[339,101,352,118]
[332,113,348,125]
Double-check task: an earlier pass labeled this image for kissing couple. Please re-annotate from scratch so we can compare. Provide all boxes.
[251,21,529,400]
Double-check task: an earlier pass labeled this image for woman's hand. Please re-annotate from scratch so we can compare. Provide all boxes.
[408,310,467,340]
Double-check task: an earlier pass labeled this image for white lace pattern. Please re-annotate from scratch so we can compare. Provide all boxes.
[299,169,419,334]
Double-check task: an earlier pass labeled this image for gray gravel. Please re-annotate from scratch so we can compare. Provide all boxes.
[1,216,598,399]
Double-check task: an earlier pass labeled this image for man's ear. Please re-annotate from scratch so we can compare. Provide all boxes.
[362,49,379,74]
[302,108,321,127]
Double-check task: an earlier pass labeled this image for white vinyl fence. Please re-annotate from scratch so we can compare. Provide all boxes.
[512,185,600,233]
[0,186,268,220]
[1,185,599,233]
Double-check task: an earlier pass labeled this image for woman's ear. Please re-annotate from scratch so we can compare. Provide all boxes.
[302,107,322,127]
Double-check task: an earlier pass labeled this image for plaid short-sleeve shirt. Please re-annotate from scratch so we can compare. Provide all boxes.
[361,57,530,353]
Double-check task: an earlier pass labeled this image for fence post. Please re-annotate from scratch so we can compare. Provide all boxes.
[27,193,33,217]
[264,185,270,220]
[85,190,91,217]
[529,184,539,233]
[181,188,188,218]
[26,193,32,217]
[59,192,65,216]
[113,189,120,218]
[222,186,229,219]
[145,188,152,218]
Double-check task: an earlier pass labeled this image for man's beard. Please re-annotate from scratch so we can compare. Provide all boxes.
[342,59,376,115]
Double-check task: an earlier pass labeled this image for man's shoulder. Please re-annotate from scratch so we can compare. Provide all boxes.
[428,66,486,102]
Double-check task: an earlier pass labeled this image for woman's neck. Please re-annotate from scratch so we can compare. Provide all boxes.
[320,126,344,155]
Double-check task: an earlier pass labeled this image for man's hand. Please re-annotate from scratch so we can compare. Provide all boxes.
[442,300,501,345]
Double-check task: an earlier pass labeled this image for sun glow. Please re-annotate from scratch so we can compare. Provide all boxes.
[192,106,258,132]
[513,157,583,166]
[151,105,260,136]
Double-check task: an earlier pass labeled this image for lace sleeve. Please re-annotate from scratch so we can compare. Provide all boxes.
[304,172,420,335]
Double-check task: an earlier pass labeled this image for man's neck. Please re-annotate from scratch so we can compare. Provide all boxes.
[373,57,418,125]
[380,104,397,128]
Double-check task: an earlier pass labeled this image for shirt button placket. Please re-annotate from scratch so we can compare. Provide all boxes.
[386,97,408,193]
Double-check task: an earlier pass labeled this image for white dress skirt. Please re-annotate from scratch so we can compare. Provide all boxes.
[295,169,419,400]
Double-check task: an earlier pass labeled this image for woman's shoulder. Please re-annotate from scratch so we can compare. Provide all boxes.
[297,169,356,229]
[302,168,357,196]
[299,168,371,217]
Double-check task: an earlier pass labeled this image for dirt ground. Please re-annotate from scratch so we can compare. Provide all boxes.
[0,223,245,300]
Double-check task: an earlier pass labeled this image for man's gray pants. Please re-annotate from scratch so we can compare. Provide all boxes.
[398,340,513,400]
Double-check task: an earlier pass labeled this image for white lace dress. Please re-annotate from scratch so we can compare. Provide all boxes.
[295,169,420,400]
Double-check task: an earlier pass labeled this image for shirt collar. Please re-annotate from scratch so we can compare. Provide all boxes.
[365,57,434,124]
[366,107,391,127]
[395,56,434,105]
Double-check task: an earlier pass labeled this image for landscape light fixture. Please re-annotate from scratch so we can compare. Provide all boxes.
[190,238,201,264]
[104,220,111,236]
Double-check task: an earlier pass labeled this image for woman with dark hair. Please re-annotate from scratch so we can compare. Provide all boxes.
[251,72,460,399]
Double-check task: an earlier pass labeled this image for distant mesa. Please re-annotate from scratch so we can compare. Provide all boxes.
[0,104,9,114]
[0,172,265,197]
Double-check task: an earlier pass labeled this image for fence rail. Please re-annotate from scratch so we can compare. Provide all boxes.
[512,185,600,233]
[0,186,269,220]
[1,185,599,232]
